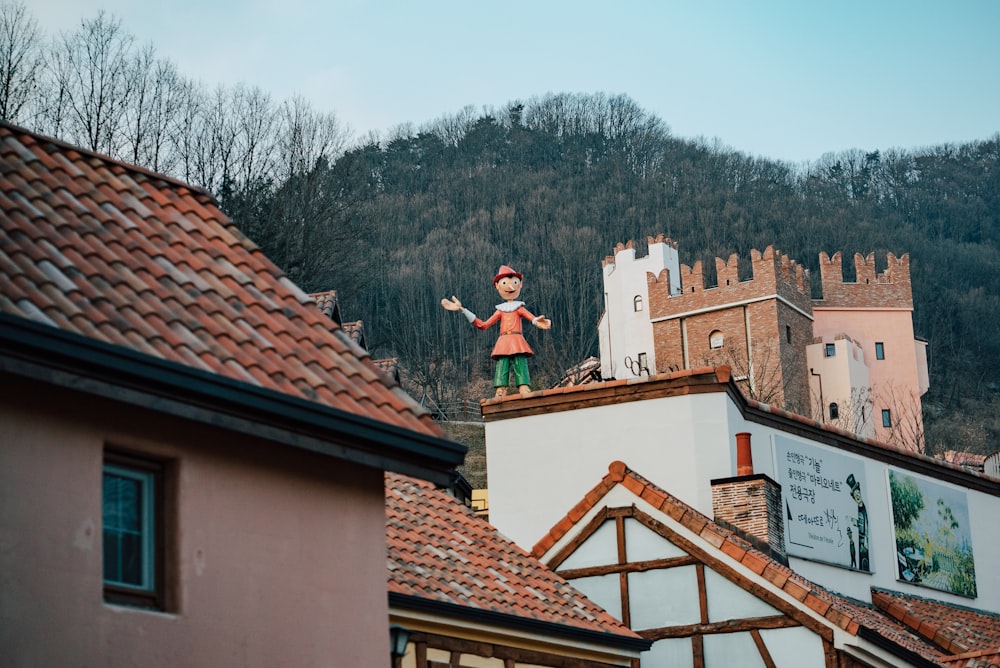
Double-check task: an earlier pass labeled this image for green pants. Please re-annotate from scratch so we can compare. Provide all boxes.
[494,355,530,388]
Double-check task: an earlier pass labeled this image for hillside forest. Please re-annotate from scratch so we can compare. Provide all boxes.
[3,6,999,455]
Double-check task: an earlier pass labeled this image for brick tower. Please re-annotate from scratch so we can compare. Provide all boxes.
[646,246,813,415]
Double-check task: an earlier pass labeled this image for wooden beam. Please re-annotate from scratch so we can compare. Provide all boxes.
[640,614,801,640]
[557,555,698,580]
[751,629,778,668]
[692,635,705,668]
[546,507,610,569]
[629,506,834,641]
[696,564,709,625]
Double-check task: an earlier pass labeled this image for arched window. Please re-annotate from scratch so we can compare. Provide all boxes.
[829,403,839,420]
[709,330,724,350]
[633,295,643,312]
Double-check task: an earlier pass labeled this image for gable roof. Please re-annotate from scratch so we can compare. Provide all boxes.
[0,122,463,482]
[533,461,959,667]
[385,472,649,653]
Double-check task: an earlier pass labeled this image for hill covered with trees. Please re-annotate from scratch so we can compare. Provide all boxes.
[3,5,998,454]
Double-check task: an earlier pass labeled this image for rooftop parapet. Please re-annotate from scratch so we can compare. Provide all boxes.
[602,235,678,269]
[650,246,812,318]
[817,251,912,308]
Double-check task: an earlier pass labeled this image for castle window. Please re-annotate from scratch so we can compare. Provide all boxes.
[709,330,724,349]
[829,403,839,420]
[875,342,885,360]
[786,325,792,343]
[824,343,835,357]
[882,409,892,428]
[633,295,643,312]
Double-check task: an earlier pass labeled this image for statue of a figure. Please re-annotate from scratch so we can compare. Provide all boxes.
[442,265,551,397]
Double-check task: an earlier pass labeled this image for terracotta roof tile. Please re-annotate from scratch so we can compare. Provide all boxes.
[0,123,444,438]
[386,473,641,641]
[873,588,1000,655]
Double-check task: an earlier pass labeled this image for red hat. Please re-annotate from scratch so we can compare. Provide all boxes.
[493,265,523,284]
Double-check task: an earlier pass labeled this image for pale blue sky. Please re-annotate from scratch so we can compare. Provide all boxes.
[30,0,1000,163]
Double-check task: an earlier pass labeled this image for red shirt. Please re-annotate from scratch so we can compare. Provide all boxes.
[470,302,538,359]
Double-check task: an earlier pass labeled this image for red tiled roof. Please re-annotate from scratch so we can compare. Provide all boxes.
[940,649,1000,668]
[532,461,952,666]
[341,320,366,347]
[308,289,341,325]
[0,123,442,438]
[873,588,1000,656]
[385,472,641,641]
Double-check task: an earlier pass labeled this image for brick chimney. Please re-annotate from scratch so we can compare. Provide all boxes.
[711,433,786,559]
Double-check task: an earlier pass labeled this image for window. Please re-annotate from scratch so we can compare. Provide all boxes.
[824,343,836,357]
[633,295,643,312]
[786,325,792,344]
[829,403,839,420]
[709,330,724,350]
[875,342,885,360]
[103,454,163,608]
[882,409,892,428]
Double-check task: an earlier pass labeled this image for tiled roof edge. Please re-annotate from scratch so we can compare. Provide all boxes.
[388,592,651,652]
[0,312,465,483]
[856,625,946,668]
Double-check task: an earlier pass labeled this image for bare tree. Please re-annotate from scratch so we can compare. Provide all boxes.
[816,386,874,438]
[170,77,206,184]
[878,382,926,454]
[0,0,42,123]
[122,45,183,173]
[47,11,137,155]
[231,83,276,188]
[275,95,349,182]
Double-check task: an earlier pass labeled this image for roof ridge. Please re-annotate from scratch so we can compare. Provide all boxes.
[531,460,960,664]
[1,121,216,202]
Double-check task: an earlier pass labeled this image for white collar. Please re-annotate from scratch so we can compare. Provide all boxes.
[495,300,524,312]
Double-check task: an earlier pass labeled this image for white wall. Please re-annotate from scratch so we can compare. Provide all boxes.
[486,383,1000,613]
[600,242,680,380]
[486,391,733,551]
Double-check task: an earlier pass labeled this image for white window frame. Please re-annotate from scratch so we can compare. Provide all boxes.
[709,330,724,350]
[103,461,157,597]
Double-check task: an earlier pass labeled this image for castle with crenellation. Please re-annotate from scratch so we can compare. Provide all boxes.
[598,236,929,451]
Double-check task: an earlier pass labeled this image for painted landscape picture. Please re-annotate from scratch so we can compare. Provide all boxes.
[889,470,977,597]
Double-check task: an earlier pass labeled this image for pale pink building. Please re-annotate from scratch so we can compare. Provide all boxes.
[811,251,930,451]
[0,123,465,666]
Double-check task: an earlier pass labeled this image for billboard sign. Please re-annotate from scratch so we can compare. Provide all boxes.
[774,436,872,571]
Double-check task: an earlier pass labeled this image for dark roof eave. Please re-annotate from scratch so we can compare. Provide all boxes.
[388,592,652,653]
[856,625,943,668]
[0,313,465,485]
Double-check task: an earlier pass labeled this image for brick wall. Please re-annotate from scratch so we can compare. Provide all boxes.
[817,251,912,308]
[711,475,786,558]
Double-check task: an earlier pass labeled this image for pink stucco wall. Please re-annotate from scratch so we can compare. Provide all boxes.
[0,383,390,667]
[813,307,925,448]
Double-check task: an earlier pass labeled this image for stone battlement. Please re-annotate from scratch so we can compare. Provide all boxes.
[602,234,678,268]
[817,252,912,308]
[649,246,812,319]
